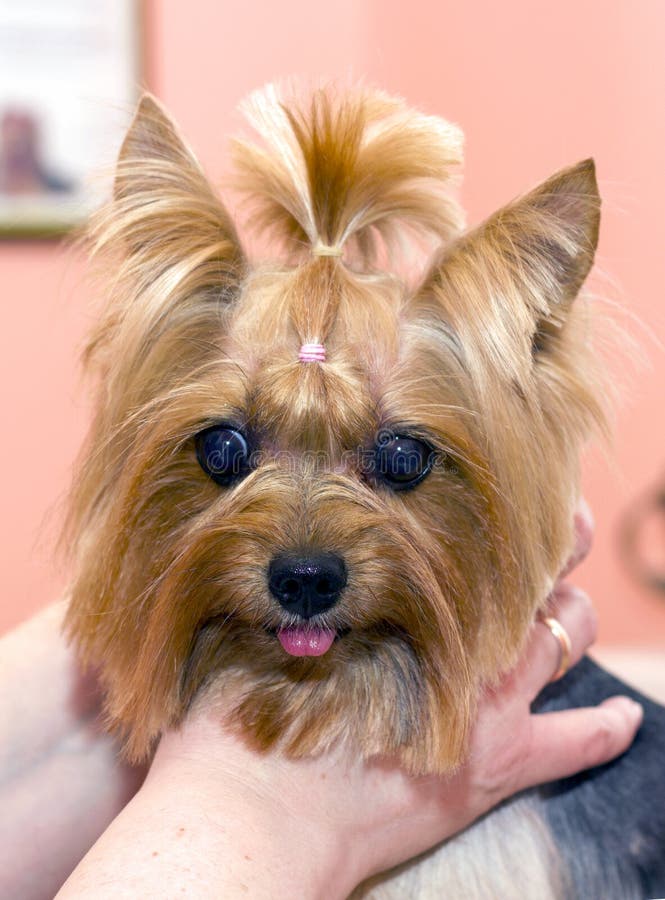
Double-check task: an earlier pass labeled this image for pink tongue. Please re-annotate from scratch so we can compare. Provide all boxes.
[277,627,336,657]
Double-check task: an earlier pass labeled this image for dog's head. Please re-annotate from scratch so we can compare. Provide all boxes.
[65,85,603,772]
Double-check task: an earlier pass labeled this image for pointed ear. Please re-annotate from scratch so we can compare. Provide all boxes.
[419,159,600,357]
[108,93,244,290]
[115,94,204,199]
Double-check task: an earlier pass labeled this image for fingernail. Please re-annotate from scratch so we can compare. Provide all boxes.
[628,700,644,725]
[569,586,590,604]
[576,496,595,531]
[613,695,644,725]
[551,583,589,605]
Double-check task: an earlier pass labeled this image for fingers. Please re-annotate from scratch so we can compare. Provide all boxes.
[519,582,598,700]
[515,696,643,792]
[560,496,595,579]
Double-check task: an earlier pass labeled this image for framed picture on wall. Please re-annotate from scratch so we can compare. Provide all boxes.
[0,0,142,238]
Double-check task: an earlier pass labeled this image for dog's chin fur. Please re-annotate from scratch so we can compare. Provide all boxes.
[63,82,606,775]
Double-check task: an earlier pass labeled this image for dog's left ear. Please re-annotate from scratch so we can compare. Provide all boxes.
[108,93,244,292]
[417,159,600,359]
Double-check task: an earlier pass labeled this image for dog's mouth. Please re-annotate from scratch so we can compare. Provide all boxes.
[276,625,337,657]
[266,624,351,657]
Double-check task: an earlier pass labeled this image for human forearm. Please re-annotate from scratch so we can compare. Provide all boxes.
[0,603,144,899]
[56,714,353,900]
[0,602,85,773]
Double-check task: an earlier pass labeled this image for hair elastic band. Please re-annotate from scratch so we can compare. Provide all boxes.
[299,343,326,363]
[311,241,344,258]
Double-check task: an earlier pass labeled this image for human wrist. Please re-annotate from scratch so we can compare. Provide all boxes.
[148,712,358,899]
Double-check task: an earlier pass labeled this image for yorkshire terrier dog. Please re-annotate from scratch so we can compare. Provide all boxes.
[64,84,664,897]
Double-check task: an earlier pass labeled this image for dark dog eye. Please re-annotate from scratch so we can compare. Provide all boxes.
[375,434,434,490]
[195,425,250,485]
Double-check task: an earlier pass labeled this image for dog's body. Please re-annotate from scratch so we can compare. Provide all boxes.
[63,83,665,897]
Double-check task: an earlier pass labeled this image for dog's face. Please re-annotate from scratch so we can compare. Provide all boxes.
[65,86,603,773]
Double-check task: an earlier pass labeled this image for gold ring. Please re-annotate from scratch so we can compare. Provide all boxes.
[538,615,573,682]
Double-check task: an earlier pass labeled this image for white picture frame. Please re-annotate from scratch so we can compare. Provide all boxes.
[0,0,143,237]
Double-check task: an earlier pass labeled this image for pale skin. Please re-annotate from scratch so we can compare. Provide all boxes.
[0,503,644,899]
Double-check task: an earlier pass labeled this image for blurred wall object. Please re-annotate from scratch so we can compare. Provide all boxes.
[620,474,665,595]
[0,0,141,237]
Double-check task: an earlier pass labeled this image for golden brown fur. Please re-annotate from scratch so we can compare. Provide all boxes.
[63,83,604,775]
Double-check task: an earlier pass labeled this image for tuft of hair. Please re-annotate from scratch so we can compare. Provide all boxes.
[231,81,465,265]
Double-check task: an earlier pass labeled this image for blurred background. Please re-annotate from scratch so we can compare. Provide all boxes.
[1,1,663,690]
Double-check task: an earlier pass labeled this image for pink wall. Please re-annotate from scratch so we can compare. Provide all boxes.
[1,0,664,646]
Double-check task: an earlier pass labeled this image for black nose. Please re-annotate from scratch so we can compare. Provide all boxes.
[268,552,347,619]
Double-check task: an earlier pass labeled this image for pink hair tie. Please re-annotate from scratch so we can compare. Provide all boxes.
[299,342,326,363]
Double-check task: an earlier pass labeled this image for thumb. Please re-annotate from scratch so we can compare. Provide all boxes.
[515,696,643,792]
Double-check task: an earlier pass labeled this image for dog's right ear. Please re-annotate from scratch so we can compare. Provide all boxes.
[106,93,244,290]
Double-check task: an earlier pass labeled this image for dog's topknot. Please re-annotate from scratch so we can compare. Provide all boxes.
[231,82,465,263]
